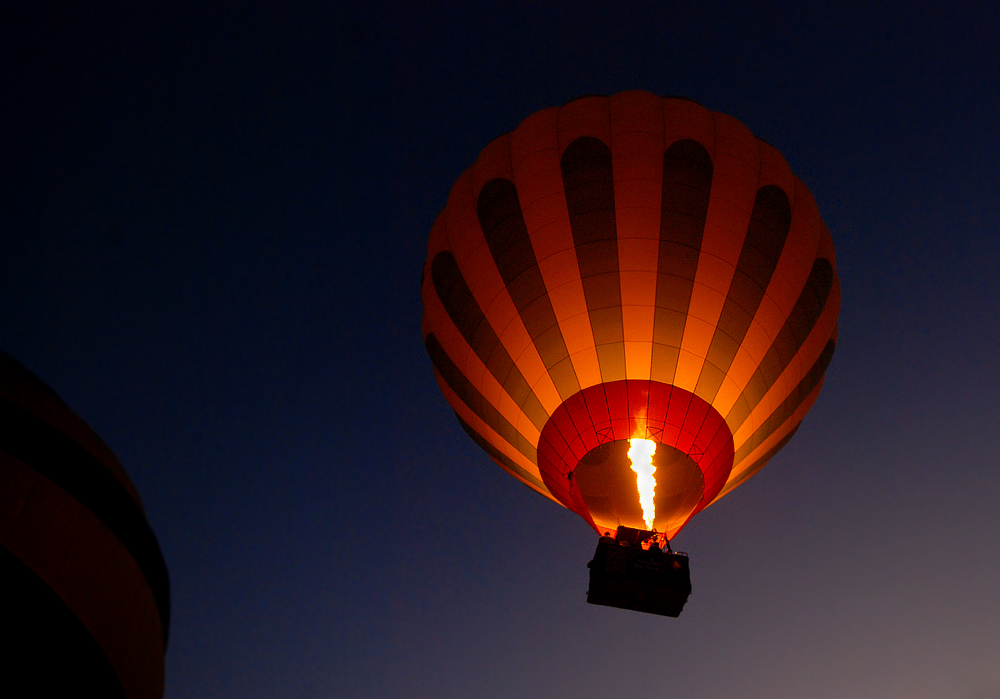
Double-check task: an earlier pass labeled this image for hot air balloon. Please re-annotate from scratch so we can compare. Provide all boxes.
[0,351,169,697]
[421,92,839,615]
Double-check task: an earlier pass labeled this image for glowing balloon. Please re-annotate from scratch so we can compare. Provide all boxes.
[422,92,839,539]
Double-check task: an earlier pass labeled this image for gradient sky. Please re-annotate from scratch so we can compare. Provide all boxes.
[2,3,999,698]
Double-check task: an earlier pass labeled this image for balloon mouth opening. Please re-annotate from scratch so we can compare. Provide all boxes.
[571,438,705,534]
[536,380,735,538]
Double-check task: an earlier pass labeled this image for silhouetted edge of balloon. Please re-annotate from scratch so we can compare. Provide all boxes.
[0,350,169,697]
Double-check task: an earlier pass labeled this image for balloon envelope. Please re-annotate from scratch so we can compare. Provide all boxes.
[0,351,169,699]
[422,92,839,539]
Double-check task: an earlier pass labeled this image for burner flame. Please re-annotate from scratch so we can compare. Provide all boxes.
[628,438,657,530]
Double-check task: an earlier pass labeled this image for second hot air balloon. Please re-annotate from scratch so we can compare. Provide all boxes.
[421,91,839,615]
[0,351,169,696]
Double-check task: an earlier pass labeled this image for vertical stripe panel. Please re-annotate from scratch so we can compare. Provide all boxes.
[675,112,761,391]
[436,372,546,486]
[476,179,580,405]
[454,414,552,498]
[725,354,831,493]
[445,155,565,416]
[509,108,601,391]
[731,267,840,448]
[695,184,792,402]
[716,426,800,499]
[651,139,714,385]
[725,258,834,431]
[430,251,549,434]
[610,91,664,380]
[715,176,824,415]
[732,339,835,468]
[662,98,717,150]
[425,334,538,464]
[562,136,627,383]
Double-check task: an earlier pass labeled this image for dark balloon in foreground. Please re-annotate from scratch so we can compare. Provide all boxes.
[0,351,169,698]
[422,91,839,542]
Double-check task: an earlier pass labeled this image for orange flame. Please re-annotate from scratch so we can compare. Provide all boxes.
[628,438,657,530]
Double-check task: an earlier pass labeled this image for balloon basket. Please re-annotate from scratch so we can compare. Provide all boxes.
[586,526,691,617]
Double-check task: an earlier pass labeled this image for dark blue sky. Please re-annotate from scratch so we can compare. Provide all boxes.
[2,3,999,697]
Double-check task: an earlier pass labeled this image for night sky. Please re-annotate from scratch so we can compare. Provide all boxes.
[2,3,999,698]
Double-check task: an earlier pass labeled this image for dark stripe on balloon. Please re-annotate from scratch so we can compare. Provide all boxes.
[651,139,714,383]
[477,179,581,401]
[454,413,548,493]
[696,184,792,401]
[732,339,836,466]
[726,257,834,430]
[0,544,126,698]
[425,334,537,463]
[0,399,171,644]
[561,137,626,382]
[719,425,800,497]
[431,251,549,433]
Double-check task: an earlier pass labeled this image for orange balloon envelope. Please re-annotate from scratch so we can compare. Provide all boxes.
[422,92,839,540]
